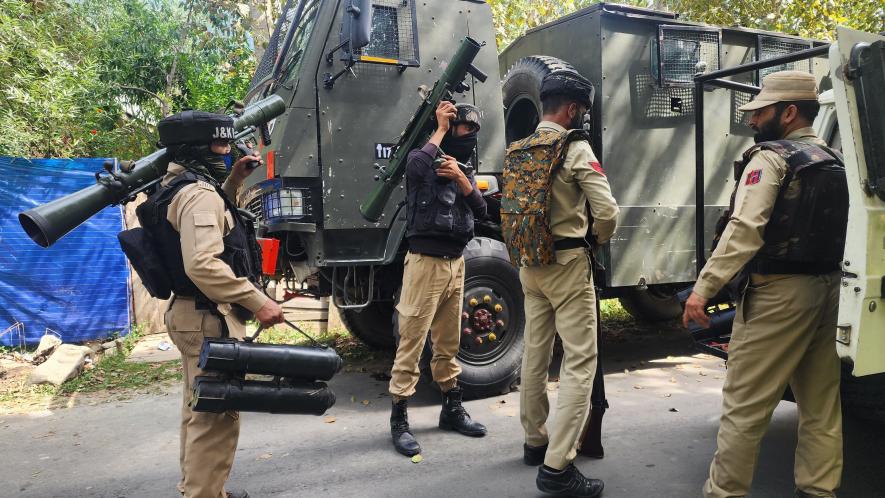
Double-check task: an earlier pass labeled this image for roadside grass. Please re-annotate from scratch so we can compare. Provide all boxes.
[1,327,181,412]
[600,298,633,323]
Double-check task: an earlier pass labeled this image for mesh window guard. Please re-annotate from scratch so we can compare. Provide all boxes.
[250,0,298,90]
[351,0,419,66]
[756,35,813,83]
[656,25,721,86]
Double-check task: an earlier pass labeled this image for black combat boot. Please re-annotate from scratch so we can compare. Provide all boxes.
[390,398,421,456]
[439,386,487,437]
[524,442,548,466]
[536,464,604,497]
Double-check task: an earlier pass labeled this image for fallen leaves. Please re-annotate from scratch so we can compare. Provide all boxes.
[324,415,336,424]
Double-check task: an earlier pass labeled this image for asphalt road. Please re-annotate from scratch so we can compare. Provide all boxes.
[2,331,881,498]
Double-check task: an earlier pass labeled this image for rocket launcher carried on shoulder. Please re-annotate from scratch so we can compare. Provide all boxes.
[18,95,287,248]
[359,36,488,222]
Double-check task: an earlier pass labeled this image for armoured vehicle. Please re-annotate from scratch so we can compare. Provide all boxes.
[239,1,884,400]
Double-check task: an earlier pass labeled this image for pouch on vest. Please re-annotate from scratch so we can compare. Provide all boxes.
[501,128,589,267]
[118,227,173,299]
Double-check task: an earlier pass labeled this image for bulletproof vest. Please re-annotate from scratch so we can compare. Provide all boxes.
[132,171,263,320]
[715,139,848,275]
[500,128,589,267]
[405,158,475,246]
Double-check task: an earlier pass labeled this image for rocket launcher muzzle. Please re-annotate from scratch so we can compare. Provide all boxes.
[18,95,286,248]
[359,36,486,222]
[191,377,336,415]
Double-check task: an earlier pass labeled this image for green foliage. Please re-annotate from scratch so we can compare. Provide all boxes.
[0,0,256,159]
[488,0,885,51]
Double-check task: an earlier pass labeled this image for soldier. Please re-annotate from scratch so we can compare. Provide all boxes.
[682,71,848,498]
[146,111,285,498]
[388,101,488,457]
[502,69,619,498]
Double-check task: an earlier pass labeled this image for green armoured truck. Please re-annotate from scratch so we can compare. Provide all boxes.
[240,1,884,400]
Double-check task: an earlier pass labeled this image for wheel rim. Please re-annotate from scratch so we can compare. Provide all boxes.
[458,276,519,365]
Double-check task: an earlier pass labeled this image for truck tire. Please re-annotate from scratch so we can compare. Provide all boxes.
[840,362,885,422]
[394,237,525,399]
[503,55,580,143]
[618,285,688,322]
[339,302,396,351]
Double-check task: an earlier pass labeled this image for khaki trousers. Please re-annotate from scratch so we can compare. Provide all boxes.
[166,297,241,498]
[519,248,598,470]
[704,272,843,498]
[389,252,464,398]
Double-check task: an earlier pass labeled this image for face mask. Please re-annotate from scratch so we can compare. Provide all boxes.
[180,144,230,183]
[440,130,478,164]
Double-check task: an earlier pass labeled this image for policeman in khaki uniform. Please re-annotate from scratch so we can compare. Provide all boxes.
[503,69,619,498]
[388,101,488,457]
[683,71,848,498]
[148,111,284,498]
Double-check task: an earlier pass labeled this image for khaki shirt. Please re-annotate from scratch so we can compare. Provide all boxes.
[162,163,269,318]
[694,127,826,298]
[537,121,620,252]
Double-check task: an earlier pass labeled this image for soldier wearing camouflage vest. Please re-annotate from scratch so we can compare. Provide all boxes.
[682,70,849,498]
[502,68,619,498]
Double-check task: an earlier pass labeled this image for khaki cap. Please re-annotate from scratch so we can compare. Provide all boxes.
[737,70,819,112]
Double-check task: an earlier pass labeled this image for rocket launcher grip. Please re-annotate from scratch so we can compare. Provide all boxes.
[359,37,484,222]
[18,95,286,248]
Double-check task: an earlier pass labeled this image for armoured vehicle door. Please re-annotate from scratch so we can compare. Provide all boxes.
[830,27,885,376]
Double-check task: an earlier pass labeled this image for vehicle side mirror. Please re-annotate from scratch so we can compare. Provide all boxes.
[343,0,373,56]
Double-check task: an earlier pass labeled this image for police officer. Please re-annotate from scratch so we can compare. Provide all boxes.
[149,111,285,498]
[682,71,847,498]
[503,69,619,497]
[388,101,488,456]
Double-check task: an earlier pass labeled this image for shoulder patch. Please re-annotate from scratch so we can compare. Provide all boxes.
[589,161,605,176]
[196,180,215,191]
[745,169,763,185]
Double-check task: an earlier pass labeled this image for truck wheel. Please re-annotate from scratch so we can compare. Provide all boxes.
[840,362,885,422]
[503,55,580,143]
[394,238,525,399]
[618,285,688,322]
[339,302,396,351]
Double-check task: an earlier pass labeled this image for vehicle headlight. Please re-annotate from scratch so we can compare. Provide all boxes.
[262,188,311,221]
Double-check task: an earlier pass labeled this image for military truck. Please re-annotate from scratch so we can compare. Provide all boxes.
[240,1,884,399]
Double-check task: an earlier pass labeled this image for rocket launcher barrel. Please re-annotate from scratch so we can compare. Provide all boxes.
[359,36,485,222]
[198,338,343,381]
[18,95,287,248]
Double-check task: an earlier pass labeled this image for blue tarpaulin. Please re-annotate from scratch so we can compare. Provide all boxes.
[0,157,130,346]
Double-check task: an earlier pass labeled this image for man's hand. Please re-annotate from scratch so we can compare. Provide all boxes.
[436,155,472,195]
[682,291,711,329]
[435,101,457,134]
[229,154,262,183]
[255,298,284,327]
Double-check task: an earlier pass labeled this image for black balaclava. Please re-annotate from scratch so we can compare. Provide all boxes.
[440,129,478,165]
[176,144,229,184]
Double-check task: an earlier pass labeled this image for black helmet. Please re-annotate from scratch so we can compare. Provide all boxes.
[158,110,235,147]
[540,69,595,108]
[452,103,482,132]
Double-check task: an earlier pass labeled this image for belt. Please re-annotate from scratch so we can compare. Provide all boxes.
[413,252,460,260]
[747,259,840,275]
[553,238,587,251]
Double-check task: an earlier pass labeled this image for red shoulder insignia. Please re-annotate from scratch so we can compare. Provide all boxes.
[589,161,605,176]
[745,169,762,185]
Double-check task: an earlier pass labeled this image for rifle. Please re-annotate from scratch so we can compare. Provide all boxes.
[577,242,608,458]
[359,36,487,222]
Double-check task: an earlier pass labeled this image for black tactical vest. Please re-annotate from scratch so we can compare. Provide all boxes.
[136,171,263,321]
[717,139,848,275]
[405,163,475,246]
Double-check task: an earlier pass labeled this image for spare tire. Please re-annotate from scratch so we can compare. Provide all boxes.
[503,55,581,144]
[618,284,690,322]
[394,237,525,399]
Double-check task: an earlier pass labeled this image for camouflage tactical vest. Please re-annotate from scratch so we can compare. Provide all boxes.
[713,139,848,274]
[501,128,589,267]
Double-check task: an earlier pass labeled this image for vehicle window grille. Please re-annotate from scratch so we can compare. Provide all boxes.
[757,35,813,83]
[247,196,263,225]
[356,0,419,66]
[249,0,298,91]
[730,90,755,136]
[632,71,694,120]
[657,26,721,86]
